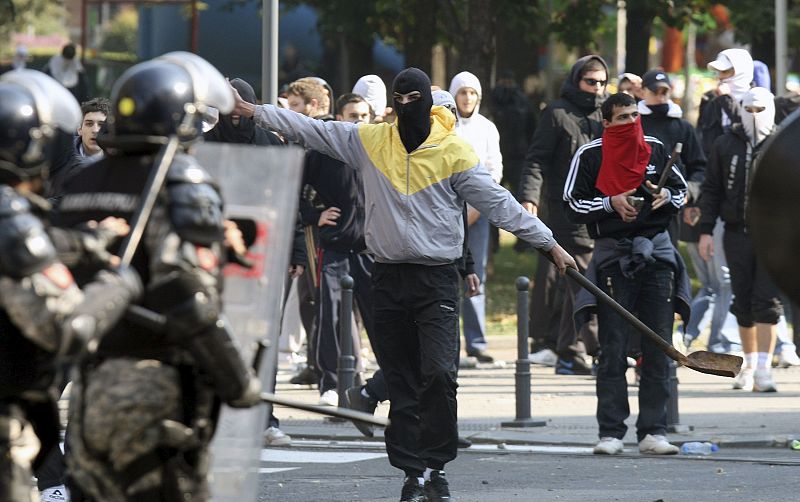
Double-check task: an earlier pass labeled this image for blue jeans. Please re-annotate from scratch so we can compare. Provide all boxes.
[684,219,739,349]
[596,261,675,442]
[461,215,489,352]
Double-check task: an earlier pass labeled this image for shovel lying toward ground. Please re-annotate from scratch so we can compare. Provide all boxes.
[540,251,743,377]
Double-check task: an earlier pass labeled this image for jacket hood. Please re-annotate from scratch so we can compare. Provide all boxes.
[718,49,754,102]
[638,99,683,118]
[449,71,483,119]
[561,55,609,111]
[352,74,387,118]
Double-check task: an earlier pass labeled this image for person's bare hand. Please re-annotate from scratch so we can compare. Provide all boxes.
[646,181,670,210]
[289,264,305,278]
[611,189,638,222]
[318,207,341,227]
[522,201,538,217]
[549,243,577,275]
[465,273,480,297]
[224,220,247,256]
[90,217,130,237]
[698,234,714,262]
[683,206,701,226]
[228,78,256,118]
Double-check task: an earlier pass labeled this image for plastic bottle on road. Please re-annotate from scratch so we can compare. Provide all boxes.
[679,442,718,456]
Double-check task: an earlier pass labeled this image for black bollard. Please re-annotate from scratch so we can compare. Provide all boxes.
[336,275,356,409]
[502,276,546,428]
[666,360,691,432]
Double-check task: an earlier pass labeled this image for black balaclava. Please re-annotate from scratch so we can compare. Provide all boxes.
[561,55,609,113]
[392,67,433,153]
[205,78,257,144]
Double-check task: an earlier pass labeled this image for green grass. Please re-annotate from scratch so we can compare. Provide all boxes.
[484,231,538,337]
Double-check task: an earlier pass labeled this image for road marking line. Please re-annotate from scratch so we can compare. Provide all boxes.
[261,449,387,464]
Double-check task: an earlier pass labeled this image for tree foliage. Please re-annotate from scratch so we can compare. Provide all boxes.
[0,0,68,55]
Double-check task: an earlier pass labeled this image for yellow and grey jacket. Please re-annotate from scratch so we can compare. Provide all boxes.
[254,105,556,265]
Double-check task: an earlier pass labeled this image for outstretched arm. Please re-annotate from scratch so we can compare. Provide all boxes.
[232,86,362,167]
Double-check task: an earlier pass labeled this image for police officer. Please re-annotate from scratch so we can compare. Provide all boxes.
[0,69,143,501]
[51,53,261,501]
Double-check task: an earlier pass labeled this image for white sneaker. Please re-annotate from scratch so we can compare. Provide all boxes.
[319,389,339,406]
[529,348,557,366]
[732,367,754,390]
[593,437,624,455]
[40,485,69,502]
[638,434,679,455]
[264,426,292,446]
[777,350,800,368]
[753,369,778,392]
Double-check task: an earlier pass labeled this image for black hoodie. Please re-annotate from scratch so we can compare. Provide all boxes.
[518,55,608,253]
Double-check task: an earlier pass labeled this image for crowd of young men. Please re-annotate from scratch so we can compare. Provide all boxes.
[1,41,797,502]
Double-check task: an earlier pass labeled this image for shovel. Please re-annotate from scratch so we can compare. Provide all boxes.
[540,250,742,377]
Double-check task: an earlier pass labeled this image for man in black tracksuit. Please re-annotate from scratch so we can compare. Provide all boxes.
[698,87,783,393]
[300,93,375,404]
[565,92,690,455]
[519,55,607,373]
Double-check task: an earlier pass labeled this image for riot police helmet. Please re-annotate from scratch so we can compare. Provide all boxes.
[0,69,81,182]
[106,52,234,148]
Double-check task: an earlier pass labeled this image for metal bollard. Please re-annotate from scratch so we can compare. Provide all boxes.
[502,276,546,428]
[666,360,691,432]
[336,275,356,408]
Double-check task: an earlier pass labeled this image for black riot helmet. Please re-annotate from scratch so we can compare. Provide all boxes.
[105,52,234,149]
[0,69,81,183]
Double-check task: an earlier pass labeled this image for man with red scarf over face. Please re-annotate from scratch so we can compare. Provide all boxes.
[564,92,692,456]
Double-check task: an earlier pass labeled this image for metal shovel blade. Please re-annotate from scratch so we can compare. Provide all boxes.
[682,351,743,378]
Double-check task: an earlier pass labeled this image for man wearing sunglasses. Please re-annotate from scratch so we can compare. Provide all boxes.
[520,55,608,376]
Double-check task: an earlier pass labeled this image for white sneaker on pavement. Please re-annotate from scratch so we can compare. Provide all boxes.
[777,350,800,368]
[732,367,754,391]
[638,434,679,455]
[319,389,339,406]
[593,437,624,455]
[529,348,557,367]
[264,426,292,446]
[40,485,69,502]
[753,369,778,392]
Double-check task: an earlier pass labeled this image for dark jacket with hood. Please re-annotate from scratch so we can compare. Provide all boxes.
[697,93,742,158]
[300,150,367,254]
[203,78,307,267]
[698,124,767,235]
[518,55,607,253]
[638,100,706,243]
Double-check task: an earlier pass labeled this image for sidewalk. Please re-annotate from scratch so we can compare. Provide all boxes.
[273,335,800,449]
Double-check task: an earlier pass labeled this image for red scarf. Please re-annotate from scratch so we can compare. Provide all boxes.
[595,118,652,196]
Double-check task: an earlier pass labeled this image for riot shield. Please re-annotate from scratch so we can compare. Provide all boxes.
[749,111,800,305]
[194,142,304,502]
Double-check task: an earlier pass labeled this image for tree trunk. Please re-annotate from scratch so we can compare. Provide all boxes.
[460,0,496,91]
[661,27,684,73]
[625,4,654,75]
[403,1,437,75]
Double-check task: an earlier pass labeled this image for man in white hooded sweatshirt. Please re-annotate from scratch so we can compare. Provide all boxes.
[698,87,782,393]
[449,71,503,363]
[698,48,754,157]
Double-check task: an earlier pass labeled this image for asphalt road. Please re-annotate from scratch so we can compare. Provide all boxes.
[257,441,800,502]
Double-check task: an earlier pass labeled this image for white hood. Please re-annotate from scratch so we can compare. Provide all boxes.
[741,87,775,146]
[352,74,387,118]
[718,49,754,102]
[637,99,683,118]
[449,71,482,120]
